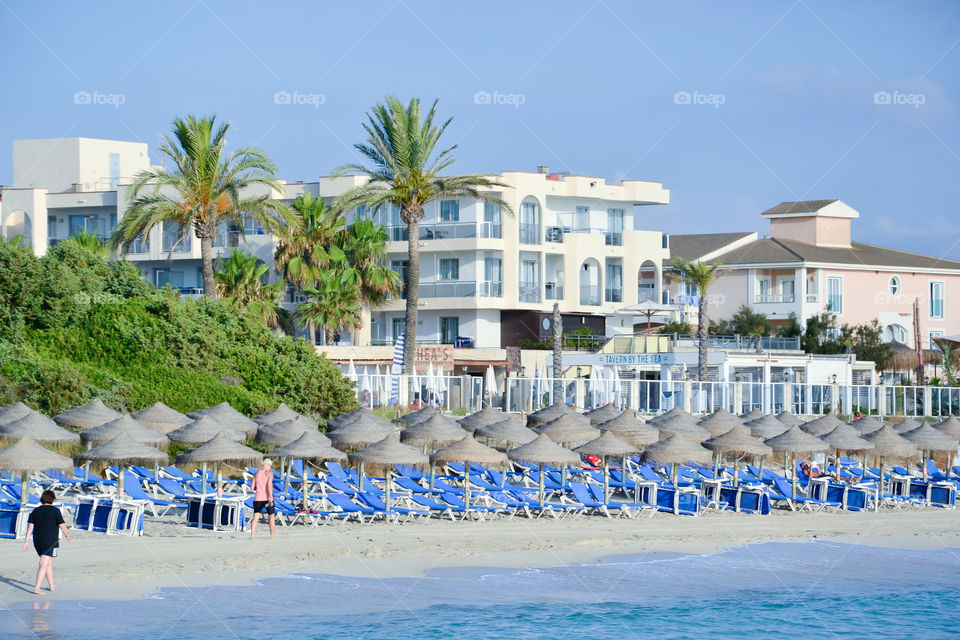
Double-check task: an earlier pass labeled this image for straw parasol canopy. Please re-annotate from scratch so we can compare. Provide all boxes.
[647,406,694,426]
[0,412,80,443]
[584,403,621,426]
[888,341,942,371]
[130,402,191,434]
[534,413,600,445]
[746,414,790,439]
[596,411,659,448]
[256,417,329,448]
[0,402,33,425]
[475,418,538,445]
[76,433,168,467]
[901,423,959,452]
[188,402,259,439]
[525,402,573,428]
[269,432,346,462]
[54,398,122,431]
[776,411,802,426]
[167,415,246,445]
[641,433,712,465]
[820,424,874,453]
[80,415,169,447]
[457,406,510,432]
[327,416,394,450]
[656,413,710,440]
[574,431,637,457]
[400,413,466,447]
[349,432,428,468]
[891,417,922,433]
[697,408,745,436]
[394,406,437,426]
[430,434,509,467]
[933,415,960,440]
[800,414,845,436]
[327,407,393,430]
[507,433,581,467]
[175,432,263,467]
[739,408,765,421]
[850,415,885,435]
[861,426,918,459]
[764,425,828,454]
[702,426,773,457]
[0,435,73,474]
[254,403,301,426]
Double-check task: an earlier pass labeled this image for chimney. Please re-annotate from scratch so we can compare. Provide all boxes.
[536,165,549,174]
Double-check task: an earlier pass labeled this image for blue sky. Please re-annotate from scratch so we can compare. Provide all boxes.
[2,0,958,259]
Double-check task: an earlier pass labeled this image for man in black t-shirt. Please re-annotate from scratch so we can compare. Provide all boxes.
[22,490,70,595]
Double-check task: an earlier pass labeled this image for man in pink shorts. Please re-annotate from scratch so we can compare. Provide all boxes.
[250,459,275,539]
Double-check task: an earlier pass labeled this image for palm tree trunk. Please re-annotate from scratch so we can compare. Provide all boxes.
[200,235,218,301]
[698,301,708,381]
[403,219,420,375]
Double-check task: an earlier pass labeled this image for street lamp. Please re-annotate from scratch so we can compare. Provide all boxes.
[576,367,583,378]
[831,373,838,385]
[519,366,526,377]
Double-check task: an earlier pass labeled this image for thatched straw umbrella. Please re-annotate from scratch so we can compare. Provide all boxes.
[819,425,874,482]
[457,406,509,433]
[584,403,621,426]
[0,402,33,425]
[269,433,346,510]
[327,407,392,431]
[394,406,437,427]
[167,415,246,445]
[746,414,789,439]
[254,403,304,426]
[475,418,537,446]
[933,416,960,476]
[534,413,600,446]
[0,436,73,507]
[176,432,263,497]
[776,411,802,426]
[702,426,772,486]
[656,413,710,441]
[850,415,885,435]
[256,417,329,448]
[642,434,712,513]
[507,434,581,507]
[891,417,922,433]
[698,409,745,437]
[862,426,918,500]
[349,433,428,514]
[0,412,80,444]
[400,414,466,448]
[187,403,258,439]
[525,402,572,429]
[800,413,845,437]
[647,405,694,427]
[131,402,190,434]
[76,434,167,497]
[739,408,765,421]
[597,411,659,448]
[901,423,959,482]
[327,415,394,451]
[54,398,121,431]
[81,415,170,448]
[764,426,828,499]
[574,432,637,503]
[431,435,508,510]
[888,341,942,373]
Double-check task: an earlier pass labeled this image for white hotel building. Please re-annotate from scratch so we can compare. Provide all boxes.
[1,137,672,351]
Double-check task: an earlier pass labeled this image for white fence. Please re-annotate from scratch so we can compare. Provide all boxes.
[348,374,960,418]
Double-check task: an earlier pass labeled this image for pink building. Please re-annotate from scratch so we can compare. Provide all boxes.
[665,200,960,351]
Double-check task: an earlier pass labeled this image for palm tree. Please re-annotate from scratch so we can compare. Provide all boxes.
[110,114,292,301]
[298,271,362,345]
[63,230,111,257]
[334,96,510,374]
[672,257,724,380]
[214,248,283,327]
[337,218,401,308]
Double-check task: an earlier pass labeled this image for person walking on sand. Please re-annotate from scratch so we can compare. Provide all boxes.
[250,458,275,539]
[22,490,70,595]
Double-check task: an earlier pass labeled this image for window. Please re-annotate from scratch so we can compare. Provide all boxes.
[162,220,191,252]
[483,257,502,297]
[440,200,459,221]
[574,206,590,233]
[519,200,540,244]
[391,260,409,297]
[154,268,183,289]
[884,323,907,343]
[930,281,944,318]
[682,281,698,298]
[827,276,843,313]
[482,202,502,238]
[47,216,57,240]
[605,263,622,302]
[780,278,795,301]
[605,208,624,246]
[889,275,901,297]
[758,278,771,297]
[929,330,944,351]
[520,259,540,302]
[440,317,459,344]
[130,232,150,254]
[439,258,459,280]
[392,318,405,340]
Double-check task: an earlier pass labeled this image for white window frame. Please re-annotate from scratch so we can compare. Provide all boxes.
[826,276,843,314]
[440,199,459,222]
[889,275,901,297]
[929,280,944,319]
[438,258,459,281]
[929,329,944,350]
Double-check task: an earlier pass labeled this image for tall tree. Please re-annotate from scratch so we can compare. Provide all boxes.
[672,258,724,380]
[297,271,363,345]
[111,114,291,300]
[214,248,284,327]
[334,96,510,374]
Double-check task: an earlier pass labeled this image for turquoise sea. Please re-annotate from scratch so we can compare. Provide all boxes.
[2,541,958,639]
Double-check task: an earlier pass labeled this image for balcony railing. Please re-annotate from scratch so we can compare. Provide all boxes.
[806,294,819,303]
[162,232,192,253]
[478,280,502,297]
[754,293,795,304]
[420,222,478,240]
[387,280,504,299]
[604,287,623,303]
[479,222,502,239]
[519,223,540,245]
[637,287,657,303]
[545,283,564,300]
[580,285,601,306]
[669,295,701,307]
[214,230,242,248]
[519,282,541,303]
[386,226,409,242]
[604,231,623,246]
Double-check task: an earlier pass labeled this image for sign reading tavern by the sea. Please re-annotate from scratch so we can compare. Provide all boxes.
[597,353,675,365]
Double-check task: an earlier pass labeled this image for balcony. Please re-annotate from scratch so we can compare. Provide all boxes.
[385,226,409,242]
[479,222,502,239]
[604,232,623,246]
[805,294,819,303]
[162,232,192,253]
[387,280,503,299]
[545,283,564,301]
[604,287,623,303]
[420,222,478,240]
[637,287,657,303]
[580,285,601,306]
[478,280,502,297]
[754,293,795,304]
[213,230,242,248]
[519,282,541,303]
[519,223,540,245]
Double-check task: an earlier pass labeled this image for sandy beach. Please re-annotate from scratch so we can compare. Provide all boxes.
[2,509,958,607]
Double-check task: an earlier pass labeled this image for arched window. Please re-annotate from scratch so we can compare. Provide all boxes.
[884,323,907,343]
[888,275,901,297]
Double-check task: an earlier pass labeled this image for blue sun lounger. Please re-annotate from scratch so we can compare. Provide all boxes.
[586,483,657,518]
